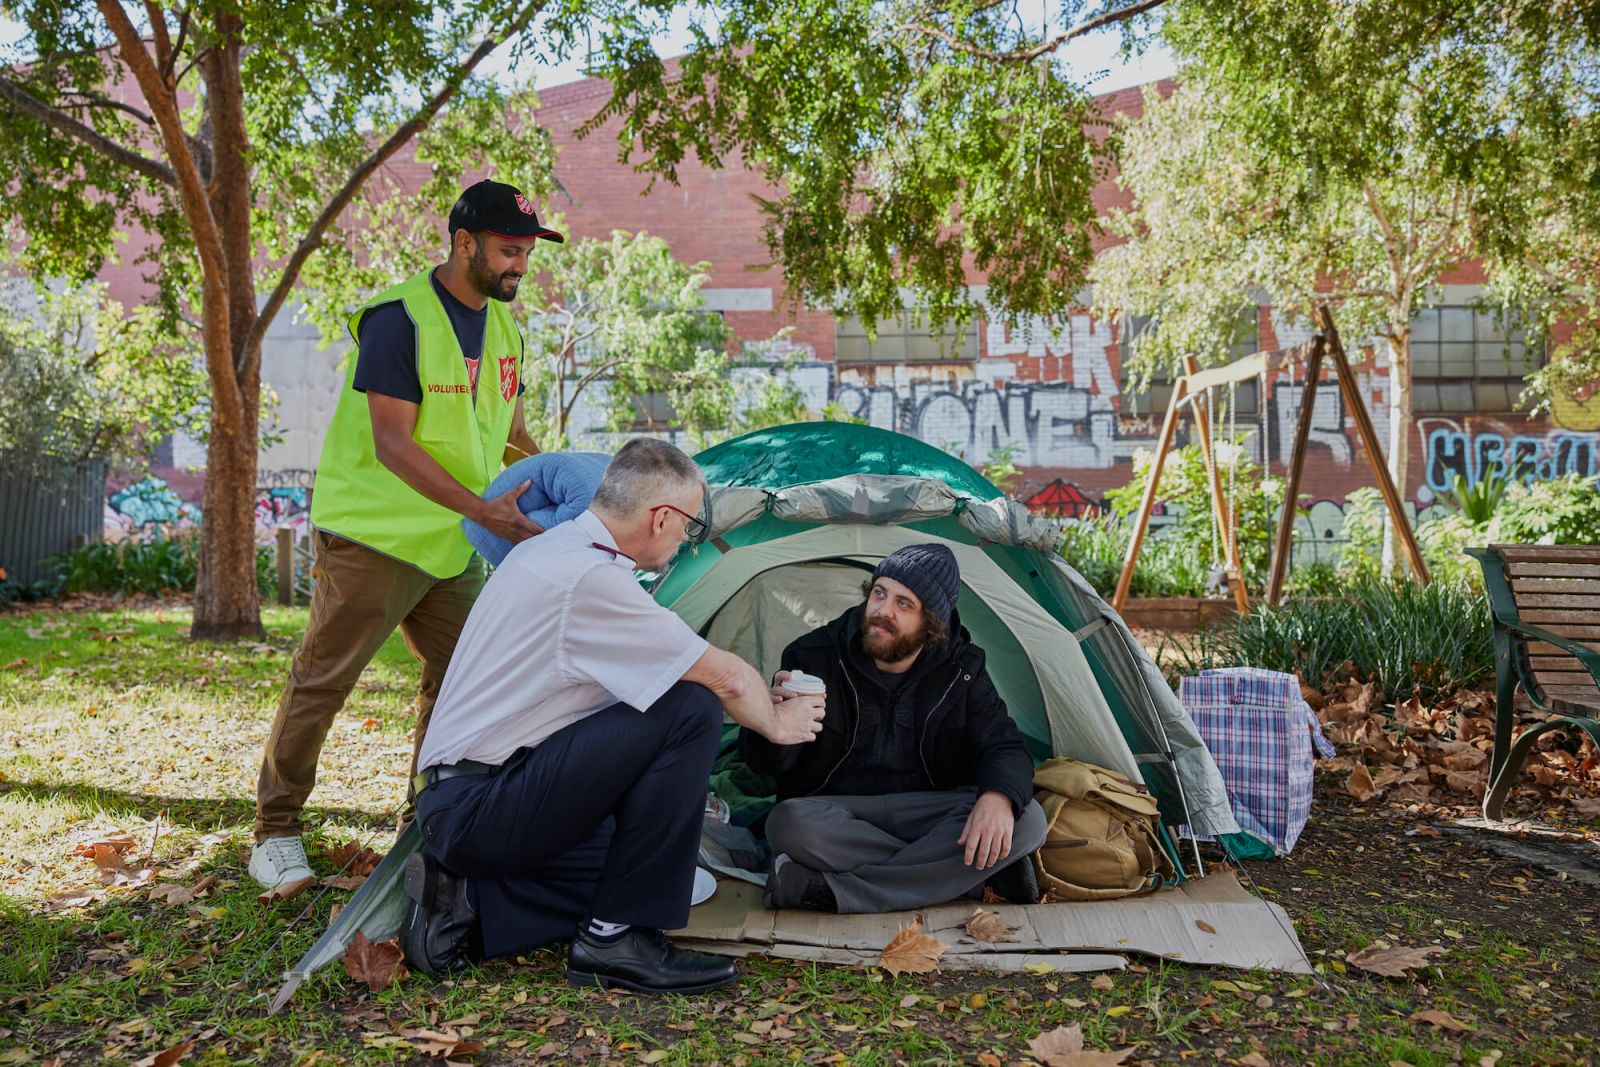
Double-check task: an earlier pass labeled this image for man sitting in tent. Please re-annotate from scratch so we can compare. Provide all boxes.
[401,438,827,993]
[742,544,1048,913]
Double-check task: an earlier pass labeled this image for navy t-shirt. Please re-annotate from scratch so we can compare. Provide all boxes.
[351,270,524,403]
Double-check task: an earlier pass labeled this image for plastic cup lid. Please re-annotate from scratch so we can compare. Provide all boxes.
[783,670,826,694]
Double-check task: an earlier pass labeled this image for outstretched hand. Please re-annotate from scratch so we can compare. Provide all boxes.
[958,790,1016,871]
[476,480,544,544]
[765,693,825,746]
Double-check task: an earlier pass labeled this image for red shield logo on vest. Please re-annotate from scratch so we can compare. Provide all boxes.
[498,355,519,404]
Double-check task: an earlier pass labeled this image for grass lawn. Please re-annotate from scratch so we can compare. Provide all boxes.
[1,604,1596,1065]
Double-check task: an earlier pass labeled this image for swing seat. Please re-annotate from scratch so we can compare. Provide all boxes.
[1468,546,1600,820]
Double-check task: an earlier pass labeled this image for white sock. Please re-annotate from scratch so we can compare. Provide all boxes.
[586,918,630,941]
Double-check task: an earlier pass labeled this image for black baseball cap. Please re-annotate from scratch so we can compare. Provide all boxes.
[448,180,564,243]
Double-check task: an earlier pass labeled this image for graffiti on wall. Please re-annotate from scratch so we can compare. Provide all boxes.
[255,469,315,540]
[1420,418,1600,492]
[105,477,199,539]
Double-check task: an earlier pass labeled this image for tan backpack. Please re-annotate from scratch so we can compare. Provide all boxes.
[1029,757,1176,902]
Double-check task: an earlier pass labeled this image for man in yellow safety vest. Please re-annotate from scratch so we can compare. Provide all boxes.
[250,181,563,890]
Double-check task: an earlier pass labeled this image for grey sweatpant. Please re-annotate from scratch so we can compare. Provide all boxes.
[764,788,1048,914]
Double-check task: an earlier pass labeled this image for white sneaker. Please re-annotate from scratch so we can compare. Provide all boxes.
[250,835,315,890]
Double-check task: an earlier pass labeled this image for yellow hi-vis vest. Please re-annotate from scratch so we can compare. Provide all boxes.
[310,269,521,578]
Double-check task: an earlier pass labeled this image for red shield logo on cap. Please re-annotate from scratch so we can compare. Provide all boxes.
[498,355,519,404]
[514,193,536,216]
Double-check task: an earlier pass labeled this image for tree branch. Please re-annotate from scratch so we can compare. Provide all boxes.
[59,89,158,127]
[0,73,176,186]
[896,0,1166,64]
[247,0,552,357]
[163,6,192,88]
[95,0,238,419]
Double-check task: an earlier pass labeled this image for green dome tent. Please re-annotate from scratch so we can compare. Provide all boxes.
[270,424,1262,1011]
[656,423,1259,869]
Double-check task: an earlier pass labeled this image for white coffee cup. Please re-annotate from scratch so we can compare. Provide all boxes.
[781,670,826,698]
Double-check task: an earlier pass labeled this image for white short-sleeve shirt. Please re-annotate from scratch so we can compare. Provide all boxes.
[415,509,710,770]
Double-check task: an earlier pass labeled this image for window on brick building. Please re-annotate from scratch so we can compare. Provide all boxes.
[1119,311,1261,419]
[1409,306,1540,413]
[834,310,978,363]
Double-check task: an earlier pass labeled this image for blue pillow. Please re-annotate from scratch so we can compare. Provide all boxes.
[462,451,611,566]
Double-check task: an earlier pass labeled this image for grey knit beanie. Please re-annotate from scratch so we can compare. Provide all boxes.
[871,544,960,626]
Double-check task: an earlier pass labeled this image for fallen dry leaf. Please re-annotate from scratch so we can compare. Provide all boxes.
[1195,919,1217,934]
[976,1054,1002,1067]
[344,931,408,993]
[326,841,383,877]
[257,875,316,906]
[321,874,368,891]
[877,919,947,976]
[1345,764,1378,801]
[1237,1054,1271,1067]
[148,883,196,906]
[402,1027,482,1059]
[132,1039,195,1067]
[964,908,1020,943]
[1410,1009,1474,1032]
[1026,1023,1134,1066]
[1090,973,1115,991]
[1347,943,1446,978]
[1573,796,1600,816]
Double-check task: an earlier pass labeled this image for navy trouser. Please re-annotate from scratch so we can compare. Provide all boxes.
[413,681,722,960]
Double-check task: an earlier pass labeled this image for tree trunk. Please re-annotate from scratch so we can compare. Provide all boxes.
[191,18,265,641]
[192,363,265,640]
[1381,325,1412,575]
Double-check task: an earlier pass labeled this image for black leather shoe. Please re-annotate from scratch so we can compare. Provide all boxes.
[986,855,1041,904]
[567,927,738,994]
[400,851,478,977]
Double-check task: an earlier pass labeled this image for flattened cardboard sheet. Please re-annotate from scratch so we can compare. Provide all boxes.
[672,872,1311,975]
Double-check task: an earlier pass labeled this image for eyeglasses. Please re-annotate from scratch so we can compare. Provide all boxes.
[650,502,709,545]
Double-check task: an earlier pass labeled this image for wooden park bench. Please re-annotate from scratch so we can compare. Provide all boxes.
[1468,545,1600,820]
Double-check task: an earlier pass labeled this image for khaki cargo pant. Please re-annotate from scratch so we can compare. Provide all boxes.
[254,530,484,841]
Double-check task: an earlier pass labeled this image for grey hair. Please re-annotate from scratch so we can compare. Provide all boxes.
[591,437,707,516]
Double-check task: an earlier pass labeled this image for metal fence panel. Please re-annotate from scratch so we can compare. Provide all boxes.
[0,457,107,587]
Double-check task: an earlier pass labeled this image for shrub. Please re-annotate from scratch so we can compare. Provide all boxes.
[48,532,277,599]
[1090,440,1282,598]
[1487,473,1600,545]
[1167,574,1493,703]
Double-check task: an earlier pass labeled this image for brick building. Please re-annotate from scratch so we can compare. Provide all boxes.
[108,71,1600,541]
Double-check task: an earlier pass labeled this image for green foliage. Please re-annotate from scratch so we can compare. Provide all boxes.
[1446,472,1513,526]
[586,0,1154,332]
[517,230,735,448]
[47,534,276,599]
[1103,439,1283,594]
[1487,475,1600,547]
[0,277,206,478]
[979,444,1023,495]
[1160,0,1600,411]
[1171,576,1493,703]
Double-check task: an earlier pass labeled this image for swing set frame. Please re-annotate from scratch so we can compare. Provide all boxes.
[1110,304,1430,613]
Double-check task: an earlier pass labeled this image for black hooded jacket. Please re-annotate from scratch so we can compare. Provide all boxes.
[740,605,1035,815]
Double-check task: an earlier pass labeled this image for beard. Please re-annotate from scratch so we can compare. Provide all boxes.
[860,605,926,663]
[468,243,521,303]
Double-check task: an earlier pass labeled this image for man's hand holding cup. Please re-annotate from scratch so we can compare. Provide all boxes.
[766,669,827,746]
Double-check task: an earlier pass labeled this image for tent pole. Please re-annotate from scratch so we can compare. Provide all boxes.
[1266,334,1326,605]
[1109,623,1206,879]
[1313,306,1430,585]
[1113,374,1187,612]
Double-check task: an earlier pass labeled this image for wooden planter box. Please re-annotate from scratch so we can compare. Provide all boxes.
[1119,596,1238,632]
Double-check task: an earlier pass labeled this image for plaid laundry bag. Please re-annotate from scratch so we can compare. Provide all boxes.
[1179,667,1335,856]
